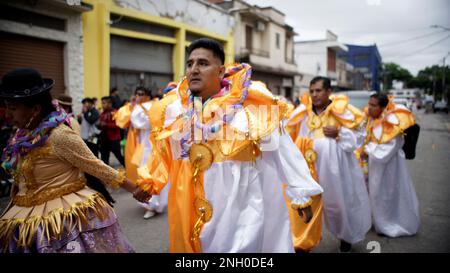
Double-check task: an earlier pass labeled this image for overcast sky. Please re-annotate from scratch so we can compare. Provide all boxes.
[245,0,450,76]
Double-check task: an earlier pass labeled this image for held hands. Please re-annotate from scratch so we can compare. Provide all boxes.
[133,187,152,203]
[297,206,313,224]
[121,178,152,203]
[323,125,339,139]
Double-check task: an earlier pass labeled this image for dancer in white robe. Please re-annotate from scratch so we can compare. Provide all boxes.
[131,98,169,218]
[116,87,169,219]
[361,93,419,237]
[286,76,371,252]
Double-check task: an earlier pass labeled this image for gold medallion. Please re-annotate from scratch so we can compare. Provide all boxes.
[189,143,214,171]
[194,197,213,222]
[304,148,317,163]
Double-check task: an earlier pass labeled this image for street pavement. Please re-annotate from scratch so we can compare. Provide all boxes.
[1,109,449,253]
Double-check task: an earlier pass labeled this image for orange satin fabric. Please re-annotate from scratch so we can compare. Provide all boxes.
[285,136,323,252]
[114,103,140,183]
[363,99,416,145]
[167,160,203,253]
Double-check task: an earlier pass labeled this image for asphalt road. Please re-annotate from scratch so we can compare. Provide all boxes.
[1,109,449,253]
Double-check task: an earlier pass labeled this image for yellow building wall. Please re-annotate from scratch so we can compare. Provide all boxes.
[82,0,234,99]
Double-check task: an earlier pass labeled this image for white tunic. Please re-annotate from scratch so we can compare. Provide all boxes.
[365,136,420,237]
[296,118,372,244]
[131,101,169,213]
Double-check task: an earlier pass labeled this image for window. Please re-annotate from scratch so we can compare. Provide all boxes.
[110,14,175,38]
[354,54,369,61]
[246,25,253,50]
[0,4,66,31]
[276,33,280,49]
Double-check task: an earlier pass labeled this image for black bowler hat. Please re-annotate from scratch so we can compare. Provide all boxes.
[0,68,54,98]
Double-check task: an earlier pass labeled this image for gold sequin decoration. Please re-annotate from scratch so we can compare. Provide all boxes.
[13,178,86,207]
[0,193,111,252]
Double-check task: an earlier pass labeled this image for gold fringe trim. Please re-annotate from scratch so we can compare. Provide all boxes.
[13,179,86,207]
[0,193,111,252]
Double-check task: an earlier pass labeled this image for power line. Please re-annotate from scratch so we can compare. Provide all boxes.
[331,26,439,35]
[387,34,450,60]
[379,30,447,48]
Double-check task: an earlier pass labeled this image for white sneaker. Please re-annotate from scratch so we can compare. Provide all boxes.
[143,210,156,219]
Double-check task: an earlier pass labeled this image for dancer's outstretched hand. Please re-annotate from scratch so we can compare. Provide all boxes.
[297,206,313,224]
[132,187,152,203]
[120,179,152,202]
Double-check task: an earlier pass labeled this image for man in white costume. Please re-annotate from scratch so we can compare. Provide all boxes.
[361,93,419,237]
[115,87,169,219]
[286,76,371,252]
[135,38,323,253]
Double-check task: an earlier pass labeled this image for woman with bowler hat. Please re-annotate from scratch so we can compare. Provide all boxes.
[56,93,80,134]
[0,68,149,252]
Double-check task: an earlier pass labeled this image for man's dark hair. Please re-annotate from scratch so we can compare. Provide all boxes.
[187,38,225,65]
[82,97,94,104]
[110,87,118,94]
[310,76,331,90]
[134,86,152,97]
[370,93,389,108]
[101,96,112,103]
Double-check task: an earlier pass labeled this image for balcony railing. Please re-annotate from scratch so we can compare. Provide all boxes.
[240,47,270,58]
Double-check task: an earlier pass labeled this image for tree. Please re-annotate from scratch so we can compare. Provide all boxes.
[409,65,450,101]
[380,62,413,91]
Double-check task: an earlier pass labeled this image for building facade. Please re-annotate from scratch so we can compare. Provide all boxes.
[83,0,234,100]
[294,30,348,93]
[338,44,382,91]
[0,0,92,113]
[215,0,298,101]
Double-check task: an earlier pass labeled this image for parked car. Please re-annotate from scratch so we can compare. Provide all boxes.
[334,90,376,110]
[393,97,408,107]
[433,101,449,113]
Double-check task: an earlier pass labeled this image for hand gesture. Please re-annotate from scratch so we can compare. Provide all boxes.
[132,187,152,203]
[297,206,313,224]
[323,125,339,139]
[360,151,368,161]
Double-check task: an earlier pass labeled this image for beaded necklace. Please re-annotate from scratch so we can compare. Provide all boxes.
[1,101,70,171]
[179,63,252,158]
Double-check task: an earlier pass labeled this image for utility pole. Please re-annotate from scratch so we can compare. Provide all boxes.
[430,25,450,101]
[444,57,446,102]
[443,52,450,102]
[433,69,436,99]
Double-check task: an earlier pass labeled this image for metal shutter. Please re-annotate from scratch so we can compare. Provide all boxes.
[0,31,65,96]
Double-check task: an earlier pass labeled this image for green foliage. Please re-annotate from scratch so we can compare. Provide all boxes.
[380,62,450,100]
[380,62,413,90]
